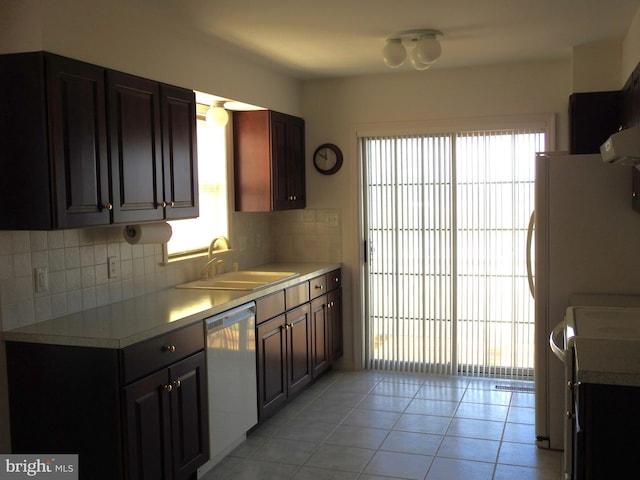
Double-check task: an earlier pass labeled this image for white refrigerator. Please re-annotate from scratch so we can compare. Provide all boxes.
[534,152,640,450]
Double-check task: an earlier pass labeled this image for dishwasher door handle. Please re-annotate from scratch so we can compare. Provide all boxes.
[205,302,256,332]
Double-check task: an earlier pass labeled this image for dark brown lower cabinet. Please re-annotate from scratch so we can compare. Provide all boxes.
[286,304,313,397]
[124,352,208,480]
[256,314,288,418]
[310,286,343,378]
[256,269,343,421]
[310,297,331,378]
[328,288,343,361]
[257,304,312,420]
[574,383,640,480]
[6,322,208,480]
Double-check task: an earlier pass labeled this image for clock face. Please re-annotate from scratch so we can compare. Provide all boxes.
[313,143,343,175]
[316,148,337,170]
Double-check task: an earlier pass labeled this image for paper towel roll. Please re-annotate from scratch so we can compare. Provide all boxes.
[123,222,172,245]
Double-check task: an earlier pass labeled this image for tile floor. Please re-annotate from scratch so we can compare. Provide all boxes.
[201,369,562,480]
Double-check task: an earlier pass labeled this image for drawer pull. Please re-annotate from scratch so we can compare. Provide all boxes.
[163,345,177,353]
[315,285,324,290]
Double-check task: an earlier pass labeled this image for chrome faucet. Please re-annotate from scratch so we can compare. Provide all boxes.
[202,236,229,279]
[208,236,229,258]
[201,257,224,280]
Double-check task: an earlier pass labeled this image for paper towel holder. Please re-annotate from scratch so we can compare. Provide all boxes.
[124,226,137,240]
[122,222,173,245]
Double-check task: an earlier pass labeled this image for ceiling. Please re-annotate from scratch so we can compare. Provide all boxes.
[146,0,640,79]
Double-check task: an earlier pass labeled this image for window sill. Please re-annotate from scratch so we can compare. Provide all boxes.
[162,247,235,265]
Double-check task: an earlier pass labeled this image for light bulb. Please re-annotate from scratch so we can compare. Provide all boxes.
[413,34,441,65]
[383,39,406,68]
[206,102,229,127]
[409,46,432,70]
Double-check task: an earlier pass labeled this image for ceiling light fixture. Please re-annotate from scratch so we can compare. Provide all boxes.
[206,100,229,127]
[383,29,444,71]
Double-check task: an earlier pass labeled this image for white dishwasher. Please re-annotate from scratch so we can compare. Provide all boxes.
[197,302,257,478]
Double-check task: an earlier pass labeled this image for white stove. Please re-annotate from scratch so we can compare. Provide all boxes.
[566,305,640,339]
[551,305,640,479]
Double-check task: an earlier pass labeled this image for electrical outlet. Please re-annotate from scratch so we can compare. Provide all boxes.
[108,256,118,279]
[34,267,49,293]
[326,213,339,227]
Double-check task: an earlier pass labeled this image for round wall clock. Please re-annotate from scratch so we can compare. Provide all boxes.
[313,143,343,175]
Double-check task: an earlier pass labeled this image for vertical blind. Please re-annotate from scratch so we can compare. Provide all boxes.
[363,129,544,380]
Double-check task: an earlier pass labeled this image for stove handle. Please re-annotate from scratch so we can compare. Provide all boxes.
[549,321,565,362]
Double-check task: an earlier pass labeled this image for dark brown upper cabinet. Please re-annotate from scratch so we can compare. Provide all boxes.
[233,110,305,211]
[622,63,640,212]
[108,71,165,224]
[0,51,198,230]
[161,86,199,220]
[0,52,111,229]
[569,91,622,155]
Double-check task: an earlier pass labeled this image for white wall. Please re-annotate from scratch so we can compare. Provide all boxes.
[301,59,573,370]
[623,5,640,83]
[0,0,301,114]
[299,2,640,372]
[572,39,623,92]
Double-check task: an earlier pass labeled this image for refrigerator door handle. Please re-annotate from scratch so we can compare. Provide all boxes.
[526,210,535,299]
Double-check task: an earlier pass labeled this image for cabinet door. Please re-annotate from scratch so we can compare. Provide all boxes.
[271,112,305,210]
[271,112,289,210]
[286,304,312,396]
[328,288,343,362]
[310,296,330,378]
[108,71,164,224]
[169,352,209,480]
[633,169,640,212]
[161,85,199,220]
[233,110,272,212]
[233,110,305,212]
[285,114,306,209]
[257,314,288,420]
[569,91,622,154]
[124,369,172,480]
[47,54,111,228]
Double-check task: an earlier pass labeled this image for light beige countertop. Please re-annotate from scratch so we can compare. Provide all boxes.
[574,337,640,387]
[2,262,341,349]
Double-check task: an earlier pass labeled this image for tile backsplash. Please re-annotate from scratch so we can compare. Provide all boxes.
[0,209,341,331]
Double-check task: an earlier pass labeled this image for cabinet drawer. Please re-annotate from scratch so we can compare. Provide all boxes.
[286,281,309,310]
[310,275,327,300]
[121,322,204,384]
[327,269,342,291]
[256,290,285,325]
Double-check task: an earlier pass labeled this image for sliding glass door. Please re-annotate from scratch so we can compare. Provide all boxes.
[363,129,544,379]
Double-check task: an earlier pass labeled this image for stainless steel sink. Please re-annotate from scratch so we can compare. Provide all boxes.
[176,271,299,291]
